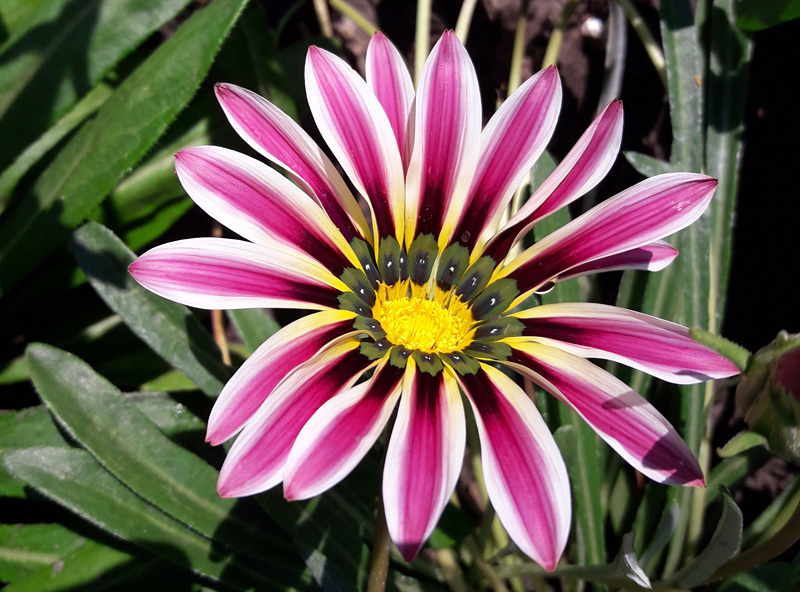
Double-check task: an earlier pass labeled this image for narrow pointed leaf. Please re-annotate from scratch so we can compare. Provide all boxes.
[0,405,67,497]
[0,523,85,583]
[71,222,231,397]
[0,0,192,170]
[228,309,281,354]
[1,537,153,592]
[2,447,306,589]
[25,343,291,562]
[674,486,743,588]
[0,0,248,296]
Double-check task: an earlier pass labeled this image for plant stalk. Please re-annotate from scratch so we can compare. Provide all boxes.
[614,0,667,88]
[367,498,392,592]
[329,0,379,36]
[414,0,432,85]
[454,0,479,43]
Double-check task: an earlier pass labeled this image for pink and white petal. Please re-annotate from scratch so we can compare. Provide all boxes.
[505,341,705,486]
[306,46,405,242]
[283,362,405,500]
[217,340,373,497]
[207,310,359,445]
[458,365,570,570]
[405,31,481,247]
[366,32,415,170]
[556,241,678,281]
[175,146,359,273]
[215,83,370,242]
[499,173,717,294]
[383,364,465,560]
[451,67,562,252]
[511,303,739,384]
[485,100,624,262]
[129,238,347,310]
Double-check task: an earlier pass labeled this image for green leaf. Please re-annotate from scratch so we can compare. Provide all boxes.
[2,537,155,592]
[2,447,307,589]
[0,0,192,171]
[639,501,679,571]
[0,0,47,40]
[736,0,800,30]
[705,0,752,330]
[494,531,650,589]
[0,82,112,210]
[673,486,743,588]
[26,343,293,563]
[704,446,769,507]
[71,221,231,397]
[0,405,67,497]
[622,152,674,178]
[125,390,207,439]
[98,112,215,251]
[717,431,769,457]
[661,0,704,173]
[743,474,800,547]
[0,523,84,582]
[228,308,281,354]
[0,0,249,296]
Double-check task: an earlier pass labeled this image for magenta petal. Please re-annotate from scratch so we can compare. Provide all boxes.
[283,363,405,500]
[206,310,358,445]
[129,238,344,310]
[383,366,465,560]
[175,146,354,275]
[366,32,415,170]
[405,31,481,245]
[501,173,718,294]
[451,66,562,252]
[217,341,372,497]
[306,46,405,242]
[214,83,369,242]
[556,240,679,281]
[514,303,740,384]
[458,365,570,570]
[485,99,624,261]
[506,342,705,486]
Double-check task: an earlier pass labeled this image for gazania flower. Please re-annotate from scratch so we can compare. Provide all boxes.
[129,31,739,568]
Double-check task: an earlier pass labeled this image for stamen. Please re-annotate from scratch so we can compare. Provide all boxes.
[372,280,474,353]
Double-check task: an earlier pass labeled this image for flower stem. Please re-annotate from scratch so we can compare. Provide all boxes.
[367,498,392,592]
[542,0,578,68]
[313,0,334,37]
[507,0,530,95]
[414,0,432,85]
[211,223,231,365]
[454,0,479,43]
[614,0,668,88]
[434,548,469,592]
[329,0,379,36]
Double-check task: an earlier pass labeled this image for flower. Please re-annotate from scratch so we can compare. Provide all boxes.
[129,31,739,568]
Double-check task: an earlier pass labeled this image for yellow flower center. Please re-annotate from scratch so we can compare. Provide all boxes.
[372,281,475,353]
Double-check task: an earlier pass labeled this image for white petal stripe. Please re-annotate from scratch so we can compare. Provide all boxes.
[129,238,347,311]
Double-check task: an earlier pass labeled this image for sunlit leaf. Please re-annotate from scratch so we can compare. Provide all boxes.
[2,447,307,589]
[71,221,231,397]
[26,343,291,562]
[0,0,192,171]
[0,0,248,296]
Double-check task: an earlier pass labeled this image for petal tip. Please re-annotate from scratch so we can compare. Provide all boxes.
[396,541,423,563]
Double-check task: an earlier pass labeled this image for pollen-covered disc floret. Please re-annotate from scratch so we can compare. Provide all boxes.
[129,29,741,571]
[372,281,474,353]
